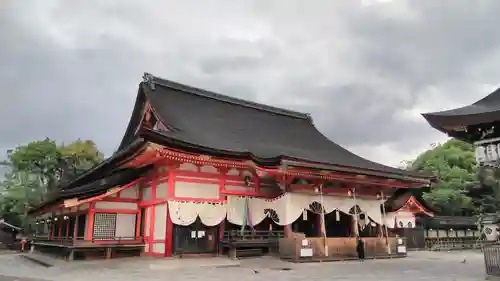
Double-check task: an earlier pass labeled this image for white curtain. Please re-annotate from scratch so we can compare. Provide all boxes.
[198,203,227,226]
[168,200,227,226]
[226,196,245,225]
[356,198,384,225]
[167,193,386,228]
[168,201,199,226]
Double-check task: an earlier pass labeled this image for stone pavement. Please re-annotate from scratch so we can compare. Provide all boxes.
[0,251,488,281]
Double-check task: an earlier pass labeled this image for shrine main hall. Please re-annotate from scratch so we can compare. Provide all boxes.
[28,73,433,260]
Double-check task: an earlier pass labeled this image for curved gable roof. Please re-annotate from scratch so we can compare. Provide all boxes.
[129,73,429,179]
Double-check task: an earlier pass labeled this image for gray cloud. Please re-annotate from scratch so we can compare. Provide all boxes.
[1,0,499,166]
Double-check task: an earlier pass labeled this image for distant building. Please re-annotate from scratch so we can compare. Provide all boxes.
[0,219,21,249]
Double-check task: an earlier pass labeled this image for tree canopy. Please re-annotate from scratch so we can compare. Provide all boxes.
[0,138,104,227]
[406,139,500,216]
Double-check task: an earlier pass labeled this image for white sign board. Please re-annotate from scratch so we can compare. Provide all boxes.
[300,248,313,257]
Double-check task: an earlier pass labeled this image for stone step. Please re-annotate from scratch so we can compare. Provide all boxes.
[20,253,56,267]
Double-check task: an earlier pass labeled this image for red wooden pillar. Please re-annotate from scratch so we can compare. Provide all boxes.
[165,168,175,257]
[65,217,70,239]
[136,184,143,239]
[149,176,157,254]
[284,224,292,238]
[86,202,96,241]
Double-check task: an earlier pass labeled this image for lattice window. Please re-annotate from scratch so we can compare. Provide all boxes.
[93,213,117,240]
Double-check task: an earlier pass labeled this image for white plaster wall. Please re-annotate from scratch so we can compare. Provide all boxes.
[142,186,152,201]
[438,229,447,237]
[179,163,198,171]
[465,230,475,237]
[384,213,395,227]
[153,243,165,254]
[174,182,219,199]
[121,184,139,199]
[427,229,438,238]
[95,202,138,210]
[227,168,239,176]
[115,213,136,239]
[84,214,89,239]
[156,182,169,199]
[225,185,253,192]
[79,203,89,211]
[154,203,167,241]
[145,207,151,237]
[200,165,218,173]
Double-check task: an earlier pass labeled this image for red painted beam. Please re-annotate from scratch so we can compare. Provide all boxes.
[94,209,139,214]
[100,197,137,203]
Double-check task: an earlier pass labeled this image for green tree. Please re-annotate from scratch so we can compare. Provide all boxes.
[407,139,477,216]
[0,138,104,227]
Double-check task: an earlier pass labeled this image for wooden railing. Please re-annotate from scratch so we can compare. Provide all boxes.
[425,237,494,251]
[30,235,144,246]
[222,230,285,241]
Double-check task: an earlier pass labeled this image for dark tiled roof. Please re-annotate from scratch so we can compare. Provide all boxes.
[60,138,147,191]
[135,74,430,179]
[422,87,500,130]
[383,189,435,213]
[28,165,152,214]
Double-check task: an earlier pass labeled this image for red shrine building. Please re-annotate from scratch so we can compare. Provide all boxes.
[29,73,433,260]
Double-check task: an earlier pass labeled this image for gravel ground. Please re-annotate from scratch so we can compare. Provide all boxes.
[0,251,487,281]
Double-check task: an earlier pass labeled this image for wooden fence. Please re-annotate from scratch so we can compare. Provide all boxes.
[484,244,500,277]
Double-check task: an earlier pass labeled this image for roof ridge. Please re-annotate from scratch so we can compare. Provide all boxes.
[143,72,311,120]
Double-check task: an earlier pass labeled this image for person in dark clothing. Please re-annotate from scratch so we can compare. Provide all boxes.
[356,238,365,261]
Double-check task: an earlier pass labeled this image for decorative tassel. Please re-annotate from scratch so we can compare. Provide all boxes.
[335,210,340,221]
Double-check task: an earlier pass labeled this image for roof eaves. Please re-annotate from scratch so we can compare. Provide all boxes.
[282,159,433,184]
[59,138,147,191]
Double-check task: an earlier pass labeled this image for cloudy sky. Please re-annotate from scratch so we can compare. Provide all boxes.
[1,0,499,167]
